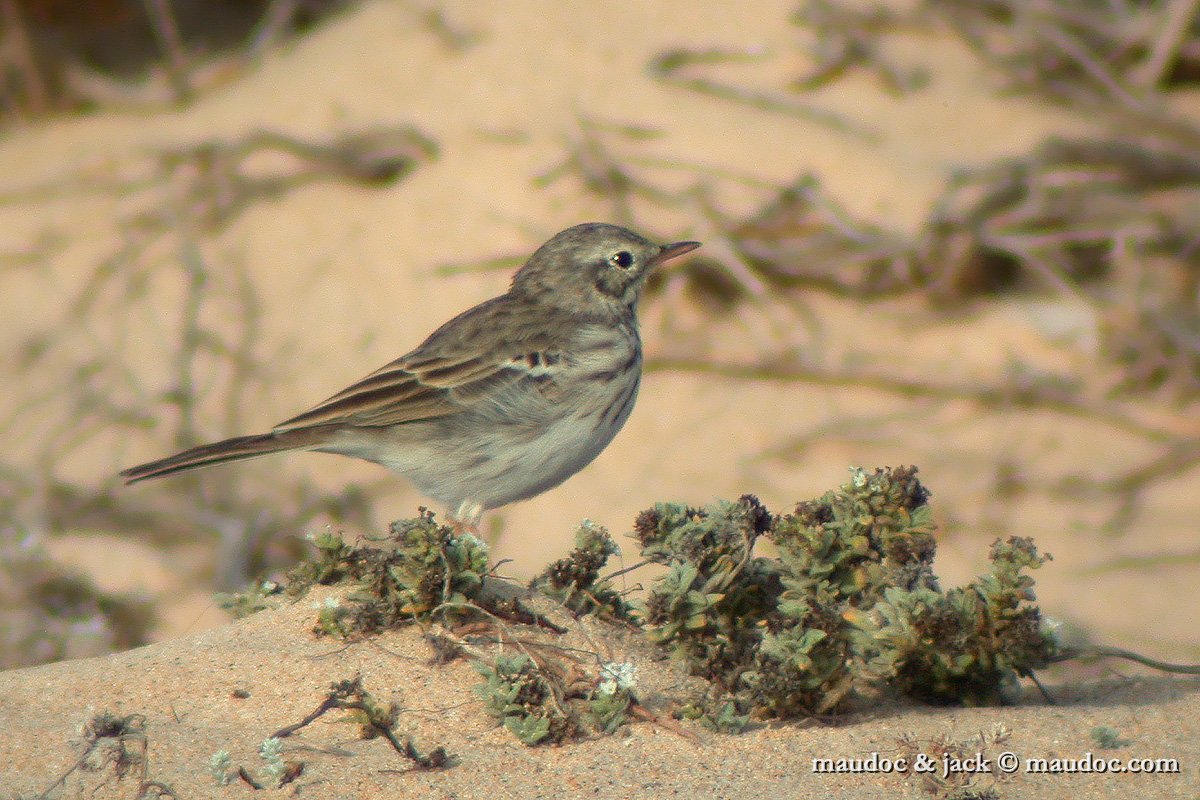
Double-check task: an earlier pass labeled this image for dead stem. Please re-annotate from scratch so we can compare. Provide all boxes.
[645,355,1182,443]
[649,47,882,142]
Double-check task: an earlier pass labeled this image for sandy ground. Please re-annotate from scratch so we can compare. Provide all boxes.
[1,587,1198,799]
[1,0,1198,797]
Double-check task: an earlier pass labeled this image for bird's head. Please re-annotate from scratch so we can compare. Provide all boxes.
[511,222,700,314]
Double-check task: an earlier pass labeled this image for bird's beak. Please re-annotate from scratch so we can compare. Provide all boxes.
[651,240,701,266]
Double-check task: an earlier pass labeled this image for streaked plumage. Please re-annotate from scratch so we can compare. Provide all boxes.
[120,223,700,526]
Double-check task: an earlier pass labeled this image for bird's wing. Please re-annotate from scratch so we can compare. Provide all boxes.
[272,296,562,432]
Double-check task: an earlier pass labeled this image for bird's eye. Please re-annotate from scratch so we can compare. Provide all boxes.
[610,251,634,268]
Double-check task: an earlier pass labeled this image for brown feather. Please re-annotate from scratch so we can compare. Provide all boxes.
[270,295,565,432]
[120,427,332,484]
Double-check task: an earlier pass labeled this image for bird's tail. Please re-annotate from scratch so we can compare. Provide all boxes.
[120,428,329,484]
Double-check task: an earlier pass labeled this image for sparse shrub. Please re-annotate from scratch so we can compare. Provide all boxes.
[473,653,577,746]
[268,468,1073,745]
[588,661,638,734]
[636,495,779,694]
[284,509,490,635]
[530,519,632,619]
[636,467,1057,718]
[849,536,1053,705]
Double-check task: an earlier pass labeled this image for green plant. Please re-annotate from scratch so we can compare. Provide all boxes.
[258,737,288,784]
[473,654,576,745]
[587,661,637,734]
[208,750,234,785]
[530,520,632,619]
[636,495,779,695]
[698,698,751,734]
[270,676,450,770]
[850,536,1053,706]
[274,468,1163,747]
[636,467,1057,718]
[285,509,491,635]
[215,579,282,619]
[1091,725,1132,749]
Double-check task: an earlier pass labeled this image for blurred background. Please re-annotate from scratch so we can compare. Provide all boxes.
[1,0,1198,672]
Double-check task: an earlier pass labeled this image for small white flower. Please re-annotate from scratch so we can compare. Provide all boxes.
[598,661,637,695]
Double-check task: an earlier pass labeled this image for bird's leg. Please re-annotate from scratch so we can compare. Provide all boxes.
[448,500,484,536]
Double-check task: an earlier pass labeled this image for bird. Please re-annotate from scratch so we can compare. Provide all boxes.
[120,222,701,530]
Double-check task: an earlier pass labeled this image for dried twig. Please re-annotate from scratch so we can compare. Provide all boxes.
[649,46,881,142]
[142,0,192,104]
[1,125,435,591]
[645,355,1182,444]
[271,676,451,770]
[792,0,929,93]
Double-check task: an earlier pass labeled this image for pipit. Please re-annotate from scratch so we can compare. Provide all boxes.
[121,223,700,528]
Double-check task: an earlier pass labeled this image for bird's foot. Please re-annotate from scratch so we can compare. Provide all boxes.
[448,500,484,537]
